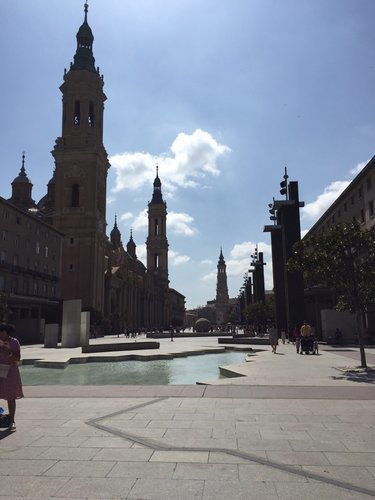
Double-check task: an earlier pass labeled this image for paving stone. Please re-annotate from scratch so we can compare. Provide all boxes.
[127,477,204,499]
[208,451,267,463]
[93,448,153,461]
[237,438,292,452]
[173,462,239,480]
[150,450,209,463]
[37,446,101,461]
[202,479,278,499]
[301,465,375,488]
[325,452,375,466]
[43,460,116,477]
[0,459,57,476]
[239,463,307,482]
[0,476,70,497]
[275,481,373,499]
[108,461,176,478]
[266,451,330,465]
[79,436,133,448]
[53,476,136,498]
[289,439,348,452]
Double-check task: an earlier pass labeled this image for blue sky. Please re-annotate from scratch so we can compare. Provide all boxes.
[1,0,374,309]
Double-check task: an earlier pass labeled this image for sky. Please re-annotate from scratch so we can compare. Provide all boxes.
[1,0,374,309]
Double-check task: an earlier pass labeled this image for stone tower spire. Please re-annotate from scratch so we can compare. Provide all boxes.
[9,152,36,209]
[51,2,110,312]
[216,247,229,324]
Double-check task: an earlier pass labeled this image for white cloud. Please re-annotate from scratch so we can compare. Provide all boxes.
[106,195,116,205]
[136,243,147,265]
[168,211,196,236]
[350,159,368,176]
[169,250,190,266]
[302,180,350,221]
[119,211,133,222]
[200,259,213,265]
[201,241,274,291]
[302,158,370,224]
[121,209,196,237]
[110,129,230,195]
[131,209,148,231]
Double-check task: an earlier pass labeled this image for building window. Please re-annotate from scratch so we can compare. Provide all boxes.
[338,209,341,218]
[367,177,372,190]
[44,246,48,257]
[0,275,5,290]
[0,251,5,264]
[74,100,81,126]
[33,282,38,295]
[13,255,18,266]
[69,237,75,246]
[343,202,347,212]
[154,254,159,268]
[2,231,6,241]
[42,284,47,296]
[23,281,29,295]
[359,186,363,198]
[351,196,354,205]
[369,200,374,217]
[36,242,40,254]
[88,101,95,127]
[16,216,21,225]
[71,184,80,207]
[12,279,18,293]
[69,264,74,271]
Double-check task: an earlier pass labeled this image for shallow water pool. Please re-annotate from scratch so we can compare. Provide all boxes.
[20,350,247,385]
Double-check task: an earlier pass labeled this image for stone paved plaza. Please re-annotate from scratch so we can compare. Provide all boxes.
[0,337,374,499]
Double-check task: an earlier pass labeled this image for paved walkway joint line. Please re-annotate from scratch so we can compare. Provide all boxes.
[86,397,375,498]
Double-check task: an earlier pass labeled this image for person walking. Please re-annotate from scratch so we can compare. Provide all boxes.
[294,325,301,354]
[268,324,279,354]
[0,323,24,431]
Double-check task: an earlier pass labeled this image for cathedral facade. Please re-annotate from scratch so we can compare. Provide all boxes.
[0,3,185,339]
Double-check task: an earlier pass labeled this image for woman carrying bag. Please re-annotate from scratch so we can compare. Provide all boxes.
[0,323,24,431]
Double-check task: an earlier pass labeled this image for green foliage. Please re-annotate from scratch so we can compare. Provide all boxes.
[245,301,274,325]
[288,221,375,314]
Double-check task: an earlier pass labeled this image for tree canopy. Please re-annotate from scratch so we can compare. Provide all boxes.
[288,220,375,367]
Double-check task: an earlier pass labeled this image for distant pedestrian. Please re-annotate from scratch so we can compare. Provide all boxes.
[294,325,301,353]
[281,329,286,344]
[300,320,312,337]
[170,326,174,342]
[268,324,278,354]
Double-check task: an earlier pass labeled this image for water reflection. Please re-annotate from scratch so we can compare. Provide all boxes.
[20,351,246,385]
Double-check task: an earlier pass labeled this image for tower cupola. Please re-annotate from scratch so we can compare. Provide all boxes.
[9,152,35,209]
[126,229,137,258]
[71,2,97,73]
[110,215,121,247]
[150,166,164,204]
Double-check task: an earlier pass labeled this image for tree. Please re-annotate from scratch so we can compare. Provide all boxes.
[245,300,275,333]
[288,221,375,368]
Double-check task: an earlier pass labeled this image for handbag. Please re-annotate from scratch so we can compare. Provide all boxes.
[0,363,10,379]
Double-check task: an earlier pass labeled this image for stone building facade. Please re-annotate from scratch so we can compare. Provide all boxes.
[0,3,185,337]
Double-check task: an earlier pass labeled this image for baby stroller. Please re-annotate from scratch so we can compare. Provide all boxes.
[300,336,318,355]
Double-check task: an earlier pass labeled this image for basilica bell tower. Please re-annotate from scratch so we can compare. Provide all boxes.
[51,2,110,312]
[216,248,229,324]
[146,167,169,288]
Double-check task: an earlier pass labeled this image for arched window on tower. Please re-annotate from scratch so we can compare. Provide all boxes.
[88,101,95,127]
[154,219,159,235]
[71,184,80,207]
[154,253,159,269]
[74,100,81,126]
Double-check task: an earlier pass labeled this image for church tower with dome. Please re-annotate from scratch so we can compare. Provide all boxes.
[215,248,229,324]
[51,2,110,312]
